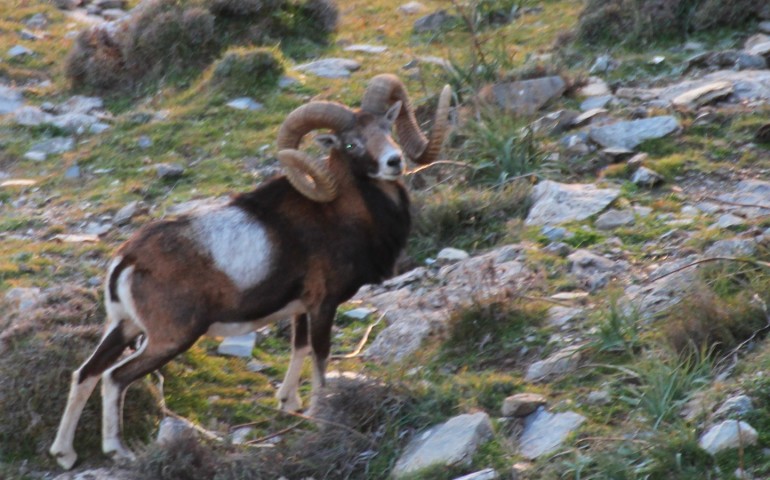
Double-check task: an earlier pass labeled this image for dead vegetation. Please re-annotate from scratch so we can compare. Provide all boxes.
[577,0,766,44]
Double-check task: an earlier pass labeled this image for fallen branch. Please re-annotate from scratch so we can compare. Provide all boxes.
[256,404,374,446]
[331,312,386,359]
[152,371,224,442]
[406,160,475,176]
[244,421,302,445]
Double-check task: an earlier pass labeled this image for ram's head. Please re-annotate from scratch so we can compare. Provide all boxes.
[276,74,452,202]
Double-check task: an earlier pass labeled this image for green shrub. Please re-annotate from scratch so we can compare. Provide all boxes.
[208,47,285,97]
[207,0,283,16]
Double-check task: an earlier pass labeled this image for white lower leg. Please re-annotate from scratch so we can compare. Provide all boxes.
[100,371,135,460]
[276,345,310,411]
[307,355,327,416]
[49,371,100,470]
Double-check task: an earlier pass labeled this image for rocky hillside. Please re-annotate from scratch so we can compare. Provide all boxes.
[1,0,770,479]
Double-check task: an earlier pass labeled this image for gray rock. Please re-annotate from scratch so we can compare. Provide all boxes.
[714,395,753,420]
[631,166,664,187]
[572,108,609,128]
[437,247,470,262]
[735,52,767,70]
[595,209,635,230]
[704,238,757,257]
[518,408,586,459]
[52,467,135,480]
[530,110,579,135]
[568,249,622,291]
[13,106,53,126]
[398,2,425,15]
[525,180,620,226]
[28,137,75,155]
[546,306,582,327]
[453,468,498,480]
[344,44,388,53]
[94,0,125,8]
[64,165,81,179]
[481,76,566,116]
[699,420,757,455]
[226,97,263,111]
[541,225,569,242]
[101,8,127,20]
[0,85,24,114]
[52,113,99,134]
[580,94,613,111]
[8,45,33,58]
[157,417,195,444]
[25,13,48,29]
[19,29,43,41]
[343,307,375,320]
[155,163,185,179]
[294,58,361,78]
[746,34,770,50]
[114,201,139,226]
[502,393,547,417]
[589,116,680,150]
[672,81,733,108]
[246,359,268,372]
[589,55,616,74]
[392,412,493,478]
[715,180,770,219]
[544,241,570,257]
[578,77,610,98]
[23,151,47,162]
[709,213,745,230]
[4,287,43,312]
[137,135,153,149]
[217,332,256,358]
[278,76,298,88]
[525,345,582,382]
[90,122,111,134]
[760,21,770,34]
[58,95,103,114]
[658,71,770,104]
[413,10,456,33]
[586,390,611,405]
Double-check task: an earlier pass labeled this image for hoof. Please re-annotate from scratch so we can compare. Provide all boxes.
[50,447,77,471]
[103,441,136,462]
[278,394,303,413]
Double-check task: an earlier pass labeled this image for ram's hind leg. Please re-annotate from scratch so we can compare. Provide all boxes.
[307,302,337,415]
[276,314,310,412]
[100,330,197,460]
[50,317,140,470]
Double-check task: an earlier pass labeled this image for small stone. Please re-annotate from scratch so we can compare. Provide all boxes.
[230,427,252,445]
[525,345,582,382]
[294,58,361,79]
[699,420,758,455]
[25,13,48,29]
[52,113,98,134]
[344,44,388,53]
[437,247,470,262]
[518,408,586,459]
[246,359,269,372]
[586,390,611,405]
[137,135,153,149]
[580,94,613,111]
[413,10,456,33]
[217,332,257,358]
[278,76,298,89]
[343,307,376,320]
[452,468,498,480]
[57,95,103,114]
[4,287,43,312]
[101,8,127,20]
[541,226,569,242]
[631,166,664,187]
[546,306,582,327]
[23,151,47,162]
[226,97,263,111]
[713,395,754,419]
[589,55,616,74]
[544,242,570,257]
[595,209,635,230]
[392,412,493,478]
[590,116,680,150]
[8,45,33,58]
[709,213,745,230]
[398,1,425,14]
[90,122,111,134]
[28,137,75,156]
[502,393,547,417]
[64,165,81,179]
[114,201,139,226]
[157,417,195,444]
[760,21,770,34]
[94,0,125,8]
[155,163,185,179]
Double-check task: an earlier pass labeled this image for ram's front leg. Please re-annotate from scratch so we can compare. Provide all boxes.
[277,314,310,412]
[307,301,337,416]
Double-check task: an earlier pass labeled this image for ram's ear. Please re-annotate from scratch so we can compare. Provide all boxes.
[314,133,340,151]
[385,100,402,125]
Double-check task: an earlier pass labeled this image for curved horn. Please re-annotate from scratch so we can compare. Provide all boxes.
[361,74,452,165]
[276,101,356,202]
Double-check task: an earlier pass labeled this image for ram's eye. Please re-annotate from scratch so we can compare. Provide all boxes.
[345,143,355,150]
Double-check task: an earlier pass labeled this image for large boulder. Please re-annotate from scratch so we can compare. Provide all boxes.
[525,180,620,226]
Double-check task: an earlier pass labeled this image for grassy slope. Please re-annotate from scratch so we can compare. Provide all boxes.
[1,0,770,479]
